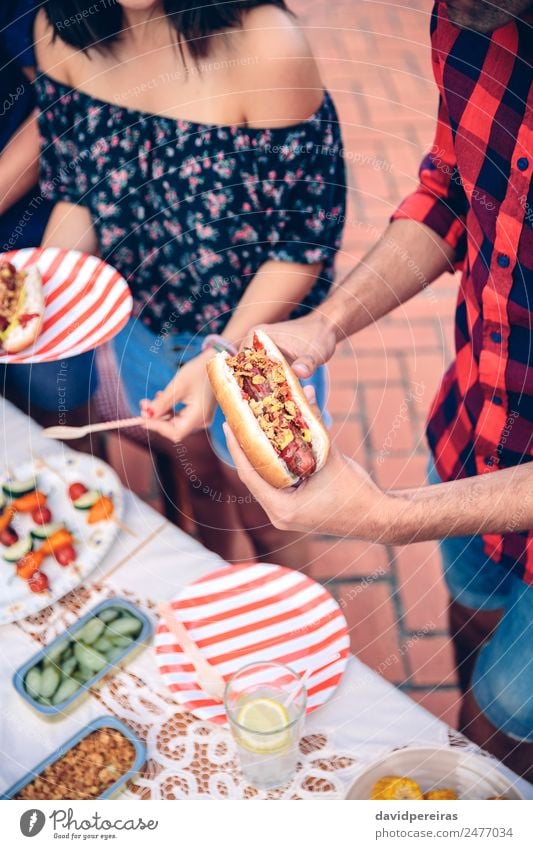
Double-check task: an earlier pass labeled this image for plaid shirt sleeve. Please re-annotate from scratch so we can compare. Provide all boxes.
[391,42,468,267]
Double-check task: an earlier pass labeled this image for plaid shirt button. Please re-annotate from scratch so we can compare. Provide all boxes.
[491,331,502,344]
[517,157,529,171]
[497,254,510,268]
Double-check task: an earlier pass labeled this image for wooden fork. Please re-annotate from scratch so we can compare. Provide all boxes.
[158,602,226,702]
[41,416,147,440]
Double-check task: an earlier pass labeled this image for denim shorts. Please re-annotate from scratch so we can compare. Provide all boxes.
[2,352,98,412]
[112,317,331,469]
[428,458,533,741]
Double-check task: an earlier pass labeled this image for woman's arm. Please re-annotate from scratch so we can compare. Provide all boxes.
[41,202,97,254]
[143,258,323,441]
[221,260,323,345]
[0,111,41,215]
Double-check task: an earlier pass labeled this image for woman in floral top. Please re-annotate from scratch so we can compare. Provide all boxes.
[35,0,346,565]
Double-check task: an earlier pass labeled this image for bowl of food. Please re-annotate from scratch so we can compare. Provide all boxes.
[13,598,152,715]
[1,715,145,800]
[346,747,523,800]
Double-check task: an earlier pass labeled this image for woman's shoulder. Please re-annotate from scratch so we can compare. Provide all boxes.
[234,5,324,128]
[33,7,80,84]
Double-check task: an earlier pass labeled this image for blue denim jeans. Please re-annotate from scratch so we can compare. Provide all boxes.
[112,317,331,469]
[2,352,98,412]
[428,458,533,741]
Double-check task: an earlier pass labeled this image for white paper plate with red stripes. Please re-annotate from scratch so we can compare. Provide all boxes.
[0,247,132,363]
[154,562,350,724]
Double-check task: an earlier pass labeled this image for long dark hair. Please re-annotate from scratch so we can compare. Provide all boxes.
[44,1,291,61]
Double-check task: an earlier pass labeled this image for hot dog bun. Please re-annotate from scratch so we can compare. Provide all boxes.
[207,328,330,488]
[2,265,45,354]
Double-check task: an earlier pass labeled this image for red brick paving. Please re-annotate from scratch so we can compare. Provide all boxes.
[363,385,421,454]
[410,689,462,732]
[405,636,458,688]
[373,454,429,489]
[394,541,450,633]
[104,0,461,728]
[337,581,408,685]
[328,417,367,461]
[307,538,390,582]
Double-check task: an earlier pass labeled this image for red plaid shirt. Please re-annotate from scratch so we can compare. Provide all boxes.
[392,2,533,584]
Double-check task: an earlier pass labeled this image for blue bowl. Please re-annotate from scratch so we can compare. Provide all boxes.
[13,598,152,716]
[1,715,146,799]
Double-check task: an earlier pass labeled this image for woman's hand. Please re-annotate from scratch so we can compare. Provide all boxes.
[142,350,216,443]
[223,423,395,541]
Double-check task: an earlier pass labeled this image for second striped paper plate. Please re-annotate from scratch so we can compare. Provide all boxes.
[0,247,132,363]
[154,562,350,724]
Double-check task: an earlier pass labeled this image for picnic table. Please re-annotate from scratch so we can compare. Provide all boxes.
[1,398,530,800]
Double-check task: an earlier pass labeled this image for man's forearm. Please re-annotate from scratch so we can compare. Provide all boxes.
[385,464,533,545]
[318,219,456,341]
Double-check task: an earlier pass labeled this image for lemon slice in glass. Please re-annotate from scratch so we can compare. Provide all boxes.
[236,697,291,754]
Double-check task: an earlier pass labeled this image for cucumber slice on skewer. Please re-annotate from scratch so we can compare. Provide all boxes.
[2,535,33,562]
[30,522,65,540]
[72,490,101,510]
[2,477,38,498]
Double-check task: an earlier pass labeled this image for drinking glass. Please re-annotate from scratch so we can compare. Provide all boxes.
[225,661,307,789]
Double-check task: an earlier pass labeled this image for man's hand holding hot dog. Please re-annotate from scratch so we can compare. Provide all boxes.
[225,420,533,546]
[226,218,533,545]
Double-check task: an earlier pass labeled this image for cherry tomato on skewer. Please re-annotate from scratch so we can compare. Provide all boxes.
[0,526,18,546]
[68,482,87,502]
[31,505,53,525]
[55,544,77,566]
[28,570,49,593]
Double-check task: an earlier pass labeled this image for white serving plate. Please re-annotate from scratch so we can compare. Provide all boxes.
[0,452,123,624]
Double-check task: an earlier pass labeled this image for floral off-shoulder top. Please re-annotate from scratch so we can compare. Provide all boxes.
[35,73,346,335]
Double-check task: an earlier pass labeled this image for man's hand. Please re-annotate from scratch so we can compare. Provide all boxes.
[225,413,533,545]
[244,313,339,378]
[224,423,394,539]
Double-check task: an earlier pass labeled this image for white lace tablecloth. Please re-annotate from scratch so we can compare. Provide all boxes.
[1,399,530,800]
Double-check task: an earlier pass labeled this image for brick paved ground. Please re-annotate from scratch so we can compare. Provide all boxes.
[107,0,462,728]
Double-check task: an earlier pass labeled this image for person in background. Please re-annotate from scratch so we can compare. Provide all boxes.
[35,0,346,565]
[0,0,98,445]
[0,2,50,247]
[226,0,533,779]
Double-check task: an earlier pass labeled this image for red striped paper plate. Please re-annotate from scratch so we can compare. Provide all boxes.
[0,247,132,363]
[155,562,350,724]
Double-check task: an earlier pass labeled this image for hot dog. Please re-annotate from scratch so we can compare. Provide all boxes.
[207,329,330,488]
[0,261,44,353]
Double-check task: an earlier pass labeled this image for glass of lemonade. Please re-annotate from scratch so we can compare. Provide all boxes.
[225,661,307,789]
